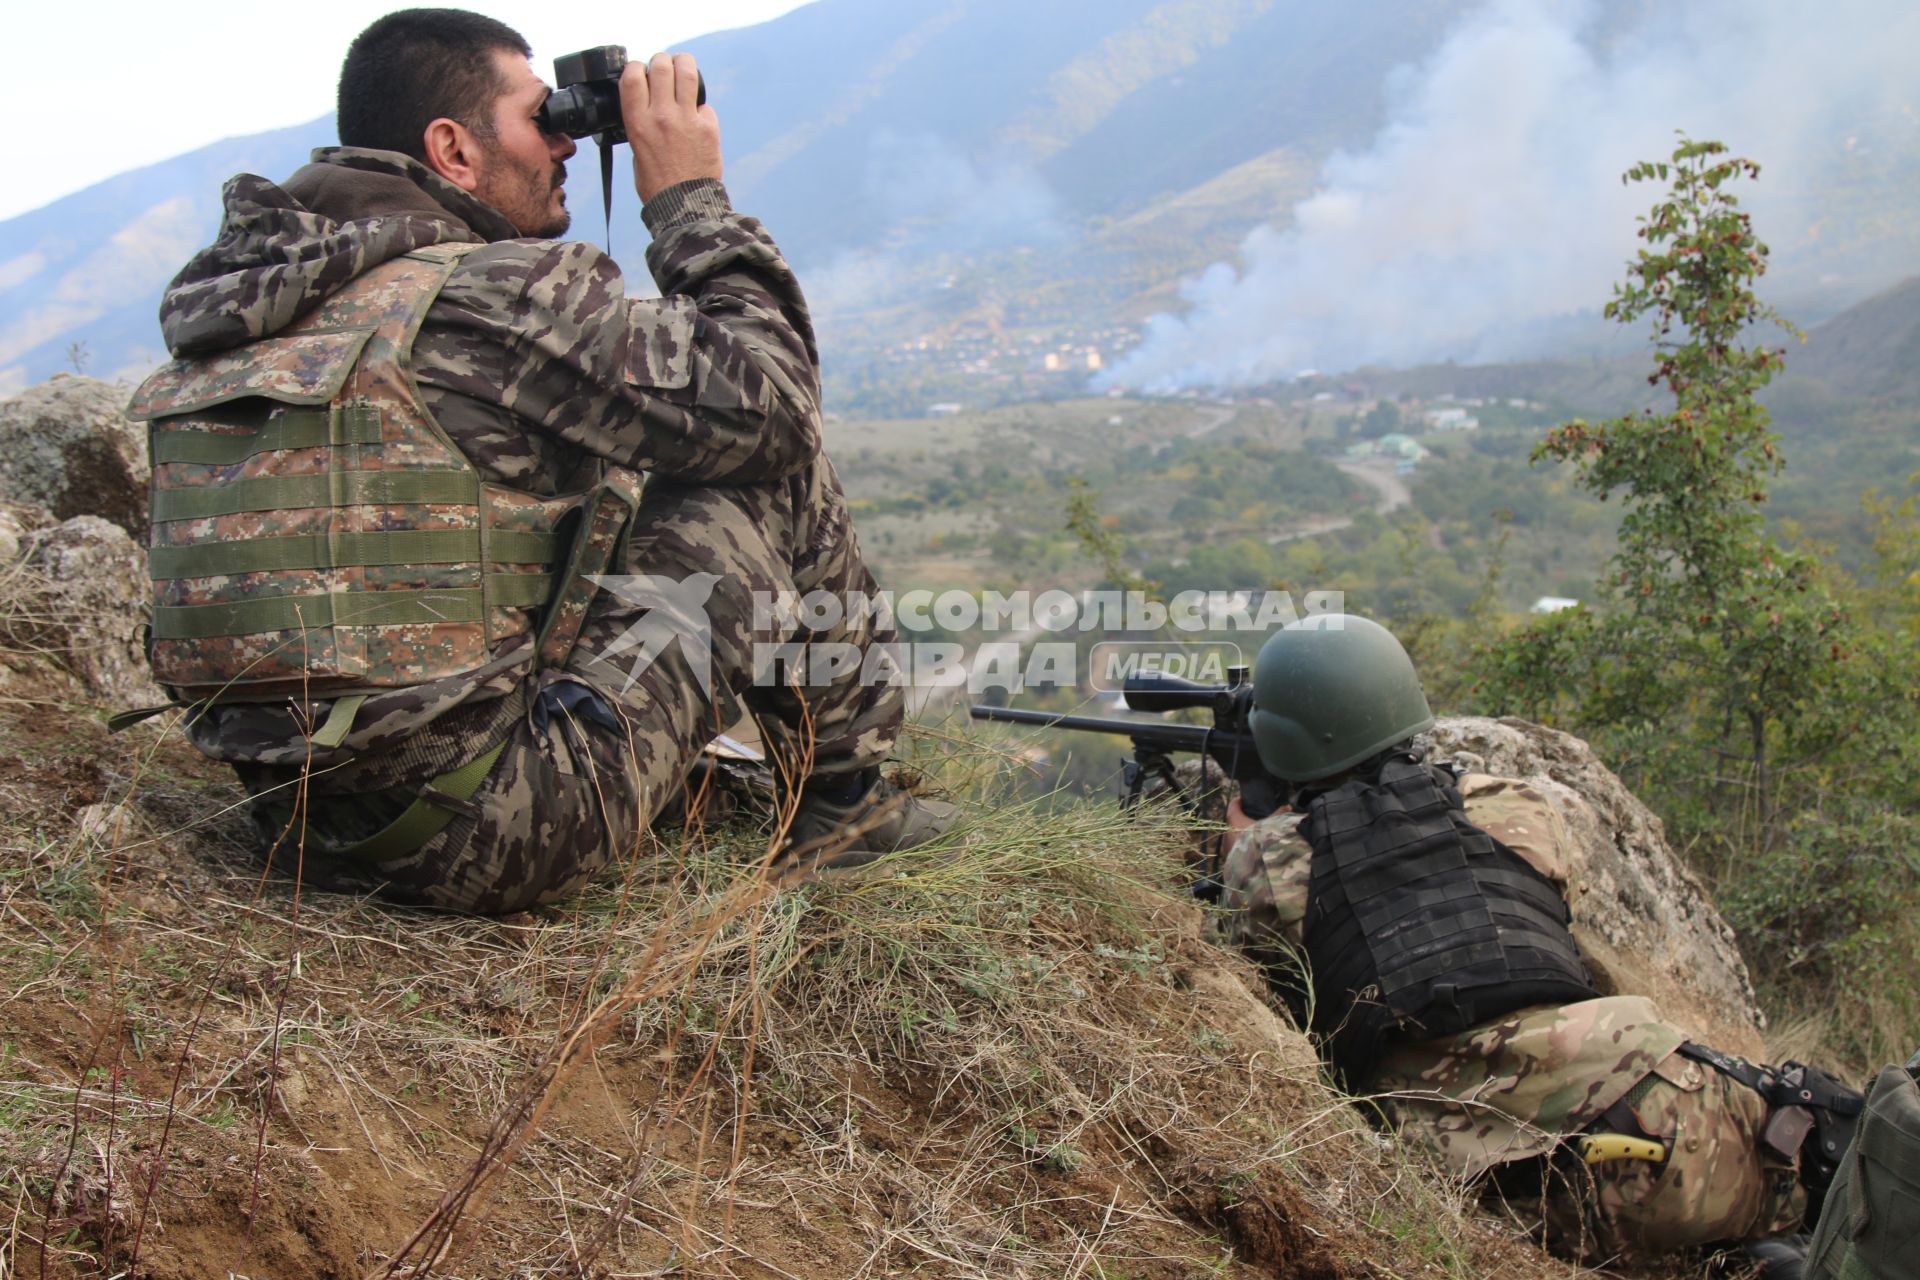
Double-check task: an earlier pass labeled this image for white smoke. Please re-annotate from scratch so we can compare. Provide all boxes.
[1100,0,1920,392]
[804,130,1073,323]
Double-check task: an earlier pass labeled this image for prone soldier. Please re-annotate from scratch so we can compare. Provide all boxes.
[1208,614,1859,1274]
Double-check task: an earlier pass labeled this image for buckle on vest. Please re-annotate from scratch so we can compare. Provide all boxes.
[1763,1104,1816,1161]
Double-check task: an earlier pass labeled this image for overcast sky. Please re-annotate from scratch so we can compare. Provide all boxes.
[0,0,815,222]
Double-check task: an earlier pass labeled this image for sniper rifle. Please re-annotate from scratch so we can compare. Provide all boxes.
[969,670,1285,899]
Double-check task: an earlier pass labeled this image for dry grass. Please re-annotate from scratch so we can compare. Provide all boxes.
[0,689,1724,1280]
[0,542,69,694]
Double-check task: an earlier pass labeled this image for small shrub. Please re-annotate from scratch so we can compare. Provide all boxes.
[1721,809,1920,1067]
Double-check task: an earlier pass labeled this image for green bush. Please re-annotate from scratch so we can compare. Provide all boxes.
[1722,811,1920,983]
[1720,809,1920,1065]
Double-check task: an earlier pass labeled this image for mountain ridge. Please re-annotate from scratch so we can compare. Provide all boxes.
[0,0,1517,393]
[4,0,1916,402]
[0,117,332,387]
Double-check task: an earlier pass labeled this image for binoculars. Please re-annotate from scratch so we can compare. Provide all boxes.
[537,45,708,145]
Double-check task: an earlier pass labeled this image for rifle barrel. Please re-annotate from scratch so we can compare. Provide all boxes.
[968,705,1210,745]
[971,704,1273,792]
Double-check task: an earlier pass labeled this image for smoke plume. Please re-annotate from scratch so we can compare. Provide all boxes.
[802,129,1073,325]
[1100,0,1920,392]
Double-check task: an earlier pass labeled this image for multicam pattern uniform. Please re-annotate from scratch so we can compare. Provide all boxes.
[1219,770,1801,1261]
[148,147,901,912]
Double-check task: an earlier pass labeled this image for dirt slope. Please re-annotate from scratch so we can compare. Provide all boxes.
[0,697,1702,1280]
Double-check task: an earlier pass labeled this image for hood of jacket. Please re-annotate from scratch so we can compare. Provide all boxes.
[158,147,525,359]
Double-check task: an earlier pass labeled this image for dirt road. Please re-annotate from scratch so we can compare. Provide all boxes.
[1263,459,1408,546]
[1338,458,1410,514]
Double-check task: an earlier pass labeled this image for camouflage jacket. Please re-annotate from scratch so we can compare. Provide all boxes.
[150,147,823,768]
[1221,769,1687,1176]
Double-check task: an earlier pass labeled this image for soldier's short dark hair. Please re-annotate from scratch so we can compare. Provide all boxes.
[337,8,533,162]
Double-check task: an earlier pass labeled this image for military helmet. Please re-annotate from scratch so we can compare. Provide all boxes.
[1248,614,1435,782]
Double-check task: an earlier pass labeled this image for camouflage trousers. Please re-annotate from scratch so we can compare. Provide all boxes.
[245,454,902,913]
[1485,1051,1803,1261]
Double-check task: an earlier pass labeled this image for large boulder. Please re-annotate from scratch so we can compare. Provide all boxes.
[0,500,49,567]
[0,374,149,536]
[1430,716,1766,1056]
[1,506,162,708]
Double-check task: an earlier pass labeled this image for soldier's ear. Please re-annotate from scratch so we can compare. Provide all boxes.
[421,117,484,192]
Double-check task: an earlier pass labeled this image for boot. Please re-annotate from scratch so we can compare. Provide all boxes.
[780,768,959,876]
[1741,1235,1808,1280]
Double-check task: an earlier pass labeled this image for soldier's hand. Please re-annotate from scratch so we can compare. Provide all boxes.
[620,52,722,204]
[1225,797,1256,831]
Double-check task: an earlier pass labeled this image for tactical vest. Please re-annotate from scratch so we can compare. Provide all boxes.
[1806,1050,1920,1278]
[1298,755,1599,1086]
[126,245,592,702]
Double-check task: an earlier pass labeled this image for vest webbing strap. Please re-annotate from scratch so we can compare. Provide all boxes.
[152,470,479,522]
[490,572,552,608]
[277,737,509,865]
[308,693,366,749]
[151,405,385,465]
[150,572,553,639]
[535,468,644,668]
[487,530,563,566]
[149,528,561,579]
[154,587,482,638]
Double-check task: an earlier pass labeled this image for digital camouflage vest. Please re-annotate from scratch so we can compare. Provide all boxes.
[127,245,586,701]
[1299,755,1599,1086]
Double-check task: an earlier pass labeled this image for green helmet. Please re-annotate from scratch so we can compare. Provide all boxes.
[1249,614,1435,782]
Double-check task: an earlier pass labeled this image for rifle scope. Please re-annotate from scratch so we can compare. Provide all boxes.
[1119,668,1251,717]
[1119,670,1245,713]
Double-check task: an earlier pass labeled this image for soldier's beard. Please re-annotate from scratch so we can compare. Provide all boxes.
[536,185,571,238]
[537,163,571,238]
[479,149,571,239]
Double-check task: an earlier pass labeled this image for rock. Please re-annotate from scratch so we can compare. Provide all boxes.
[0,500,52,567]
[75,800,146,848]
[1428,716,1767,1056]
[10,515,164,708]
[0,374,148,536]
